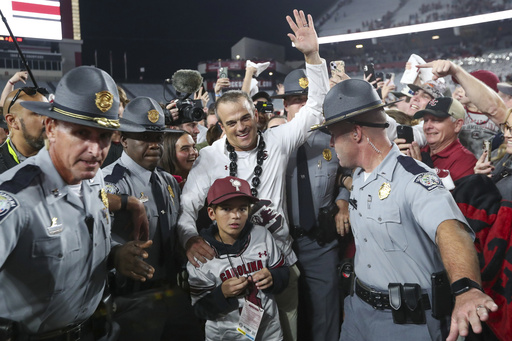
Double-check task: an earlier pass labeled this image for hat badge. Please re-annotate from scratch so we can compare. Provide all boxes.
[95,91,114,113]
[429,99,438,107]
[230,178,242,191]
[147,109,160,123]
[299,77,309,89]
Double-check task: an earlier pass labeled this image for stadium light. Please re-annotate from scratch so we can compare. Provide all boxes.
[317,10,512,44]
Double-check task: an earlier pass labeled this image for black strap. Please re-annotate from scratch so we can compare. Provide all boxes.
[296,145,316,231]
[0,164,41,193]
[397,155,428,175]
[104,163,127,183]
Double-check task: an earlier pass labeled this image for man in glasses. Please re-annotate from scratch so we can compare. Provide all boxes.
[103,97,202,340]
[0,87,48,173]
[0,66,156,341]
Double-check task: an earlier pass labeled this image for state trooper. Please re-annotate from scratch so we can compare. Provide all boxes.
[102,96,202,341]
[272,69,350,341]
[313,79,498,341]
[0,66,155,341]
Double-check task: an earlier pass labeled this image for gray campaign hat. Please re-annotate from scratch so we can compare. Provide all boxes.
[122,96,178,133]
[311,79,390,132]
[271,69,309,99]
[498,82,512,96]
[21,66,144,132]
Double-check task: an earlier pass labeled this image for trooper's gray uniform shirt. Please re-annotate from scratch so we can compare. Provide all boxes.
[103,152,181,280]
[286,130,349,341]
[0,148,113,334]
[341,144,470,340]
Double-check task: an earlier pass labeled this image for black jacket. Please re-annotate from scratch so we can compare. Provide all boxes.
[0,141,19,174]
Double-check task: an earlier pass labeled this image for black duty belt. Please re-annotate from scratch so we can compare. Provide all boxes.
[290,225,316,239]
[28,318,92,341]
[356,279,431,311]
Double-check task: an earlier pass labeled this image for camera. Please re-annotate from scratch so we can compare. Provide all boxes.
[255,101,274,115]
[166,98,205,126]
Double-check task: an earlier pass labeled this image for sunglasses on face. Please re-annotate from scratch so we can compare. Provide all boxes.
[7,87,49,114]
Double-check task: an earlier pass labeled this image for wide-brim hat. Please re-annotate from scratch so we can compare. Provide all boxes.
[310,79,395,132]
[271,69,309,99]
[413,97,465,120]
[21,66,144,133]
[122,96,179,133]
[207,176,259,206]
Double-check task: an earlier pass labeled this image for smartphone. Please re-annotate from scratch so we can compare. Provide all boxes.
[330,60,345,76]
[363,63,376,87]
[397,125,414,143]
[375,72,384,81]
[483,140,491,161]
[218,67,228,79]
[431,271,453,319]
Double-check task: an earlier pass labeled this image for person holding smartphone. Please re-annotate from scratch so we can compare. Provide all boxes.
[401,97,477,184]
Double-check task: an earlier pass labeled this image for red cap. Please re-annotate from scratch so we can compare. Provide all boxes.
[452,70,499,93]
[207,176,259,205]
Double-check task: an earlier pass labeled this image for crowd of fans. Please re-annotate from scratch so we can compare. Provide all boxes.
[1,7,512,341]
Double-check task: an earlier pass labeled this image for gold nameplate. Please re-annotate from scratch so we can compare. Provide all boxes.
[148,109,160,123]
[95,91,114,113]
[378,182,391,200]
[323,149,332,161]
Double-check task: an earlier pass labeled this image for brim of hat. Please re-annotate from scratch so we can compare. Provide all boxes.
[390,91,409,98]
[407,84,422,93]
[310,99,402,132]
[209,192,260,206]
[21,101,145,133]
[498,83,512,95]
[413,108,450,120]
[270,90,308,99]
[139,126,182,133]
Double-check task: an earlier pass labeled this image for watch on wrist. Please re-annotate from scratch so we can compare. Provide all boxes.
[450,277,483,296]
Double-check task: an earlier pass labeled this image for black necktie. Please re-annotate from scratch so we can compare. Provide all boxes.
[150,172,173,270]
[297,145,316,231]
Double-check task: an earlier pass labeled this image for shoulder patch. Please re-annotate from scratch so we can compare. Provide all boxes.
[103,163,127,184]
[413,172,444,191]
[0,191,19,223]
[104,182,119,194]
[0,164,41,193]
[397,155,428,175]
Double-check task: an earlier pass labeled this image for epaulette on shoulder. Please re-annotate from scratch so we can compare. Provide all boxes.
[397,155,428,175]
[104,164,127,184]
[0,164,42,194]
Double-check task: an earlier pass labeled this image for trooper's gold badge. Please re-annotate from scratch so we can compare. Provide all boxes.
[299,77,309,89]
[322,149,332,161]
[95,91,114,113]
[148,109,160,123]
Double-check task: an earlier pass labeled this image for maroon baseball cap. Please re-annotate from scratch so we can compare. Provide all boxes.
[452,70,499,93]
[207,176,259,205]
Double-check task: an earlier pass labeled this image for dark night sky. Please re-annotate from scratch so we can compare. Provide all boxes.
[79,0,332,82]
